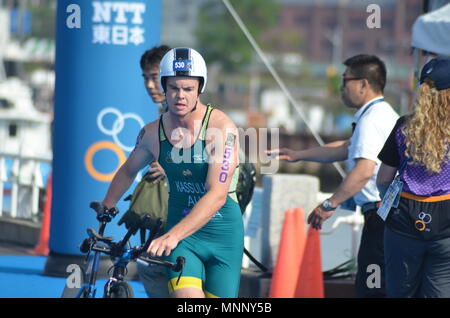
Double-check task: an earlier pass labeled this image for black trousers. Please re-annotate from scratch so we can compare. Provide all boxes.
[384,197,450,297]
[385,227,450,297]
[355,209,386,298]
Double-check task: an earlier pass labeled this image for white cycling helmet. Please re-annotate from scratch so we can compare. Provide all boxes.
[159,47,207,94]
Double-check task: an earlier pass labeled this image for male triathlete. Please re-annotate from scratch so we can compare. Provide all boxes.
[102,47,244,298]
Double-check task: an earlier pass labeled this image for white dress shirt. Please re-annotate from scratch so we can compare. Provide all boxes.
[346,97,399,206]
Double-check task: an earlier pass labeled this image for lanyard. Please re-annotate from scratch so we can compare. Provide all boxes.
[395,156,411,182]
[351,98,385,133]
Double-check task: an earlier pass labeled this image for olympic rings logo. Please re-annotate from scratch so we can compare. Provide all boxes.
[97,108,145,152]
[415,211,432,232]
[84,107,145,182]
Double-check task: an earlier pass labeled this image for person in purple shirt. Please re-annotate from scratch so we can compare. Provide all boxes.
[377,56,450,297]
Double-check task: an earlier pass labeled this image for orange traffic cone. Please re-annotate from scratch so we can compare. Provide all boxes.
[33,173,52,256]
[294,226,324,298]
[269,208,306,298]
[294,207,306,259]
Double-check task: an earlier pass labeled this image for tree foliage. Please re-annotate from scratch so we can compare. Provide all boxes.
[195,0,279,73]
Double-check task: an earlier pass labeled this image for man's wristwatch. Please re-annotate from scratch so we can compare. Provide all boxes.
[321,199,337,211]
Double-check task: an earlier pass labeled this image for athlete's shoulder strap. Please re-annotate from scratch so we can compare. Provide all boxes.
[199,104,214,141]
[158,114,166,142]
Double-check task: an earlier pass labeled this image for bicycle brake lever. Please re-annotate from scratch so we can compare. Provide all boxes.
[174,256,185,285]
[176,269,183,286]
[173,256,185,272]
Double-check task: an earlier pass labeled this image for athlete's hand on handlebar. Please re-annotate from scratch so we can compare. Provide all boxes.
[147,232,179,257]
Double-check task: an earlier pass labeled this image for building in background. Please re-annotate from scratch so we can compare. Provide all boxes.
[161,0,208,47]
[267,0,423,72]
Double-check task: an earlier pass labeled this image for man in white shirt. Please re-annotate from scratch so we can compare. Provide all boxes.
[267,54,399,297]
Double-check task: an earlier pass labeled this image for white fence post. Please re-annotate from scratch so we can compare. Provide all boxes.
[0,152,51,222]
[10,158,20,218]
[31,160,44,219]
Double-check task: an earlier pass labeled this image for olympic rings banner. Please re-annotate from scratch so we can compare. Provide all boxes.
[51,0,162,255]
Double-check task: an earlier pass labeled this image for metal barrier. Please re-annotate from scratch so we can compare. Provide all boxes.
[0,151,51,221]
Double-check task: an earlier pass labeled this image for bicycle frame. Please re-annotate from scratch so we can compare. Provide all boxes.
[74,202,184,298]
[76,202,118,298]
[76,253,100,298]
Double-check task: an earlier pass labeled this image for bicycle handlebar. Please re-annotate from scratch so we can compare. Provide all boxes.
[89,201,119,223]
[82,202,186,278]
[87,244,184,272]
[81,208,183,272]
[138,255,185,273]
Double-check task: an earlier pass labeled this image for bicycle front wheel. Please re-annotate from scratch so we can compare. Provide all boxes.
[104,281,134,298]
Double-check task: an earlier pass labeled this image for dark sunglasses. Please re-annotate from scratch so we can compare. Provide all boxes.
[342,77,365,86]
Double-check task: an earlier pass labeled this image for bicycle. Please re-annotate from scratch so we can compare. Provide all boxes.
[62,201,184,298]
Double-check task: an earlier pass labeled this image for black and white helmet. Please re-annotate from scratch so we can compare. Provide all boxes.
[159,47,207,94]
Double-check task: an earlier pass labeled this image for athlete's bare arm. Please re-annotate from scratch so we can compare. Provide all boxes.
[102,121,159,209]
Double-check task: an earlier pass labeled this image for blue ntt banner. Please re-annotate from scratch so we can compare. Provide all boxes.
[51,0,162,254]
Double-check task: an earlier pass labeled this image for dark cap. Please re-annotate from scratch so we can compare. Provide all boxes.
[420,56,450,90]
